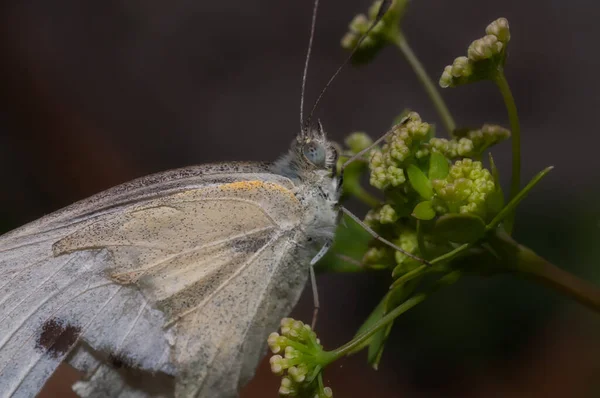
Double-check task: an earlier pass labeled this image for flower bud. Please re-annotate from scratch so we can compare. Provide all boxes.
[486,17,510,43]
[468,35,503,61]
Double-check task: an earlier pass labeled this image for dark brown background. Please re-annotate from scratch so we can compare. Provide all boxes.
[1,0,599,397]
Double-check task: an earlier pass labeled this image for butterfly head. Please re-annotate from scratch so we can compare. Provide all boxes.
[272,122,338,184]
[295,121,338,172]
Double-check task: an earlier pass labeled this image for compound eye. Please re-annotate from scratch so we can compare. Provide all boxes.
[302,141,326,166]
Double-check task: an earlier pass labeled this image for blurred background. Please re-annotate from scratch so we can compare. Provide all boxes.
[1,0,599,396]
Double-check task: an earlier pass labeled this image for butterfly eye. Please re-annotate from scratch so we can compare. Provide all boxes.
[302,141,326,167]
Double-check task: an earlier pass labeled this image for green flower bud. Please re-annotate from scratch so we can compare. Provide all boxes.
[451,56,473,78]
[345,132,374,154]
[391,227,421,276]
[468,35,503,62]
[349,14,370,33]
[439,18,511,87]
[439,65,454,88]
[367,112,431,189]
[279,376,298,396]
[341,0,410,65]
[387,166,406,186]
[340,32,356,50]
[432,159,496,218]
[364,209,380,228]
[486,17,510,43]
[430,124,510,159]
[457,137,474,156]
[379,204,398,224]
[363,246,388,265]
[268,318,333,397]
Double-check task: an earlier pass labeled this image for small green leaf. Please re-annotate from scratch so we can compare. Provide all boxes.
[367,284,414,368]
[348,294,387,355]
[315,214,371,273]
[407,164,433,200]
[412,201,436,220]
[391,263,428,286]
[486,166,554,231]
[434,213,486,243]
[486,153,504,216]
[428,152,450,181]
[368,322,393,369]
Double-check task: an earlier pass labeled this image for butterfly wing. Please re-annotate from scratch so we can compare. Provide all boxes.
[0,162,309,397]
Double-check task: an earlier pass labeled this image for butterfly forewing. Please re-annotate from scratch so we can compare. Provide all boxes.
[0,163,308,397]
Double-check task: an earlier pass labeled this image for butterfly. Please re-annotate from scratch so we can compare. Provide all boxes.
[0,0,413,397]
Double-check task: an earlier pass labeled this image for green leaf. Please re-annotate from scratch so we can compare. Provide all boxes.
[407,164,433,200]
[368,322,393,369]
[434,213,486,243]
[412,200,435,220]
[314,214,371,273]
[348,294,388,355]
[367,285,413,369]
[486,153,505,216]
[428,152,450,181]
[486,166,554,231]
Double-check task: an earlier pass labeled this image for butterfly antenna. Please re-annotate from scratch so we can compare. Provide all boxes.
[304,0,392,129]
[300,0,320,133]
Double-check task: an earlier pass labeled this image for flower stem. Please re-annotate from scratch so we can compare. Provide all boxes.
[393,34,456,135]
[430,242,472,265]
[325,294,427,363]
[493,71,521,233]
[489,229,600,314]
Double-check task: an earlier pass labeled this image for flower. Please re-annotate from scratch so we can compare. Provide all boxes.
[367,112,431,189]
[391,227,422,277]
[379,204,398,224]
[268,318,333,397]
[431,159,496,218]
[341,0,410,64]
[430,124,510,158]
[486,18,510,44]
[439,17,511,88]
[345,132,373,154]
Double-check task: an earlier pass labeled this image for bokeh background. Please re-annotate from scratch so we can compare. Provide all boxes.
[1,0,599,397]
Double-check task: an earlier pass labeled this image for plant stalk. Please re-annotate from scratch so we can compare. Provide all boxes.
[489,229,600,314]
[393,34,456,134]
[325,294,427,363]
[494,71,521,233]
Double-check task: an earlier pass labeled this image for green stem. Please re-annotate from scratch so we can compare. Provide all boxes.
[489,229,600,314]
[324,294,427,363]
[393,34,456,134]
[390,263,427,289]
[485,166,553,232]
[494,71,521,233]
[431,242,472,265]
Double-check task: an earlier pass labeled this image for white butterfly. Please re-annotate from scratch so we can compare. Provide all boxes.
[0,125,339,397]
[0,0,406,396]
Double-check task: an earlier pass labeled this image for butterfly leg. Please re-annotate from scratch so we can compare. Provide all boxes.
[340,207,431,266]
[308,241,332,330]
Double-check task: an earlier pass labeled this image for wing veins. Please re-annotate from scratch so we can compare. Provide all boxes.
[165,233,284,328]
[0,254,77,326]
[2,286,124,397]
[109,225,276,284]
[192,236,292,394]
